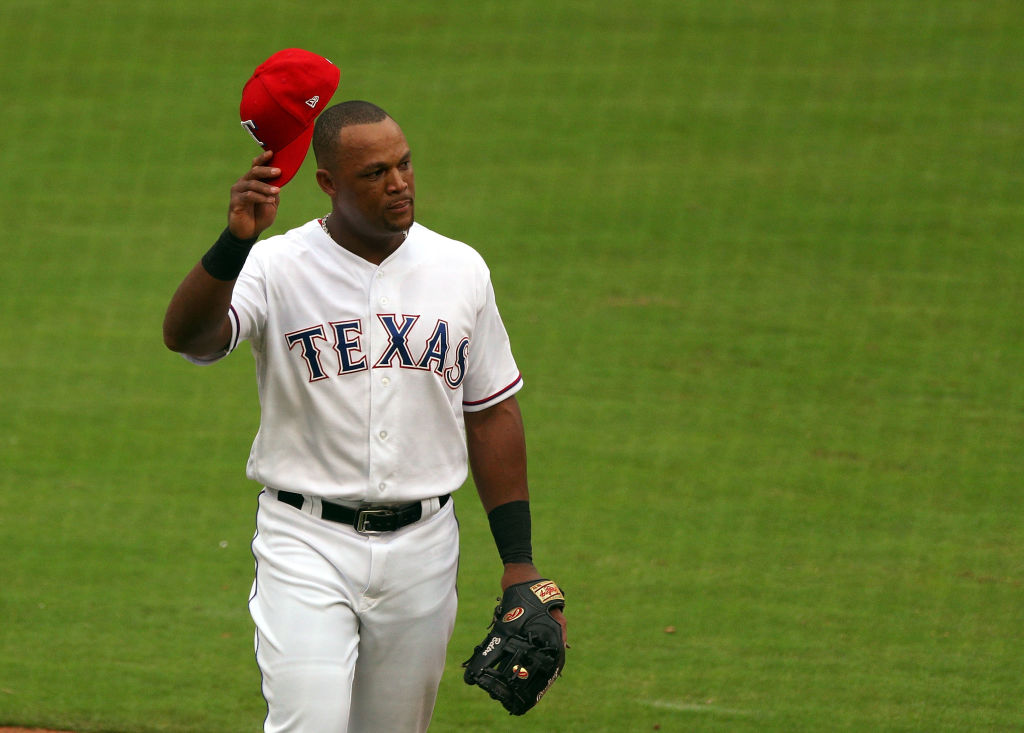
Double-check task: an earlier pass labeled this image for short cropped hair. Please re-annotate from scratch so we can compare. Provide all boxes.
[313,100,391,166]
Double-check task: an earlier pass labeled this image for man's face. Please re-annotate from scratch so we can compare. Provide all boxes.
[318,118,415,243]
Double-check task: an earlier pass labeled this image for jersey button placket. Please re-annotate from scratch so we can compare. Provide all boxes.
[368,266,400,498]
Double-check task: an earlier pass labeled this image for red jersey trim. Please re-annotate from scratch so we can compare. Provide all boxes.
[463,372,523,408]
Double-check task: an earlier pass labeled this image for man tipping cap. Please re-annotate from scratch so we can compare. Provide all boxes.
[239,49,341,187]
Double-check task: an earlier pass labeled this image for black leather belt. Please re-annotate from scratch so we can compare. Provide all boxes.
[276,490,450,533]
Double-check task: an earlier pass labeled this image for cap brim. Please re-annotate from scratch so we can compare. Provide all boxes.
[263,123,315,187]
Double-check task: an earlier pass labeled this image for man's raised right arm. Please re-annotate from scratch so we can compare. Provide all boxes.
[162,151,281,358]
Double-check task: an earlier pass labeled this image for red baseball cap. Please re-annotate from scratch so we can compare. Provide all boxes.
[239,49,341,187]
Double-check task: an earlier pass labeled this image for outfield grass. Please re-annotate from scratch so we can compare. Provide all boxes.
[1,1,1022,731]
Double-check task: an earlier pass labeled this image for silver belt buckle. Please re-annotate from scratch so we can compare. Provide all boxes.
[355,507,395,533]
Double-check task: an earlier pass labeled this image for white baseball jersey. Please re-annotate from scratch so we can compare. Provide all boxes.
[190,219,523,502]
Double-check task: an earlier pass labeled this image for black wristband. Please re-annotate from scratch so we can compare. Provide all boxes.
[201,227,259,281]
[487,500,533,565]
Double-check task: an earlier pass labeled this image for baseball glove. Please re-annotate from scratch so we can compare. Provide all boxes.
[463,579,566,715]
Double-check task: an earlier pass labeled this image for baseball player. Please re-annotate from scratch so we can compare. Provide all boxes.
[162,49,564,733]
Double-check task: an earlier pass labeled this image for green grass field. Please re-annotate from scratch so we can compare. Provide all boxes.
[2,1,1022,731]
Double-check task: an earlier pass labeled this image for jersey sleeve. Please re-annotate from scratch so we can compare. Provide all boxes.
[230,251,268,347]
[461,278,523,412]
[180,247,268,366]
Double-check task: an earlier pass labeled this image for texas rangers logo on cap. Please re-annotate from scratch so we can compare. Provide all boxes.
[239,48,341,187]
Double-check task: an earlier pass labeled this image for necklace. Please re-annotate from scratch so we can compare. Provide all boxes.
[319,213,410,258]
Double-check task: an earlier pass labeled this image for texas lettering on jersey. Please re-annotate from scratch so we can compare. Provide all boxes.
[285,313,469,389]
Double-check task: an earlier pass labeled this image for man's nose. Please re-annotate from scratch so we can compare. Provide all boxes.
[387,168,409,192]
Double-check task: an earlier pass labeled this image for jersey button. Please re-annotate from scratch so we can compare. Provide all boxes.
[380,296,389,306]
[381,376,391,386]
[378,482,386,491]
[379,430,388,440]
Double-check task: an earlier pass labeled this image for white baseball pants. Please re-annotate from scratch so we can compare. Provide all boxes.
[249,489,460,732]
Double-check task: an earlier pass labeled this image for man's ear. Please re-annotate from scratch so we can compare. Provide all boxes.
[316,168,336,196]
